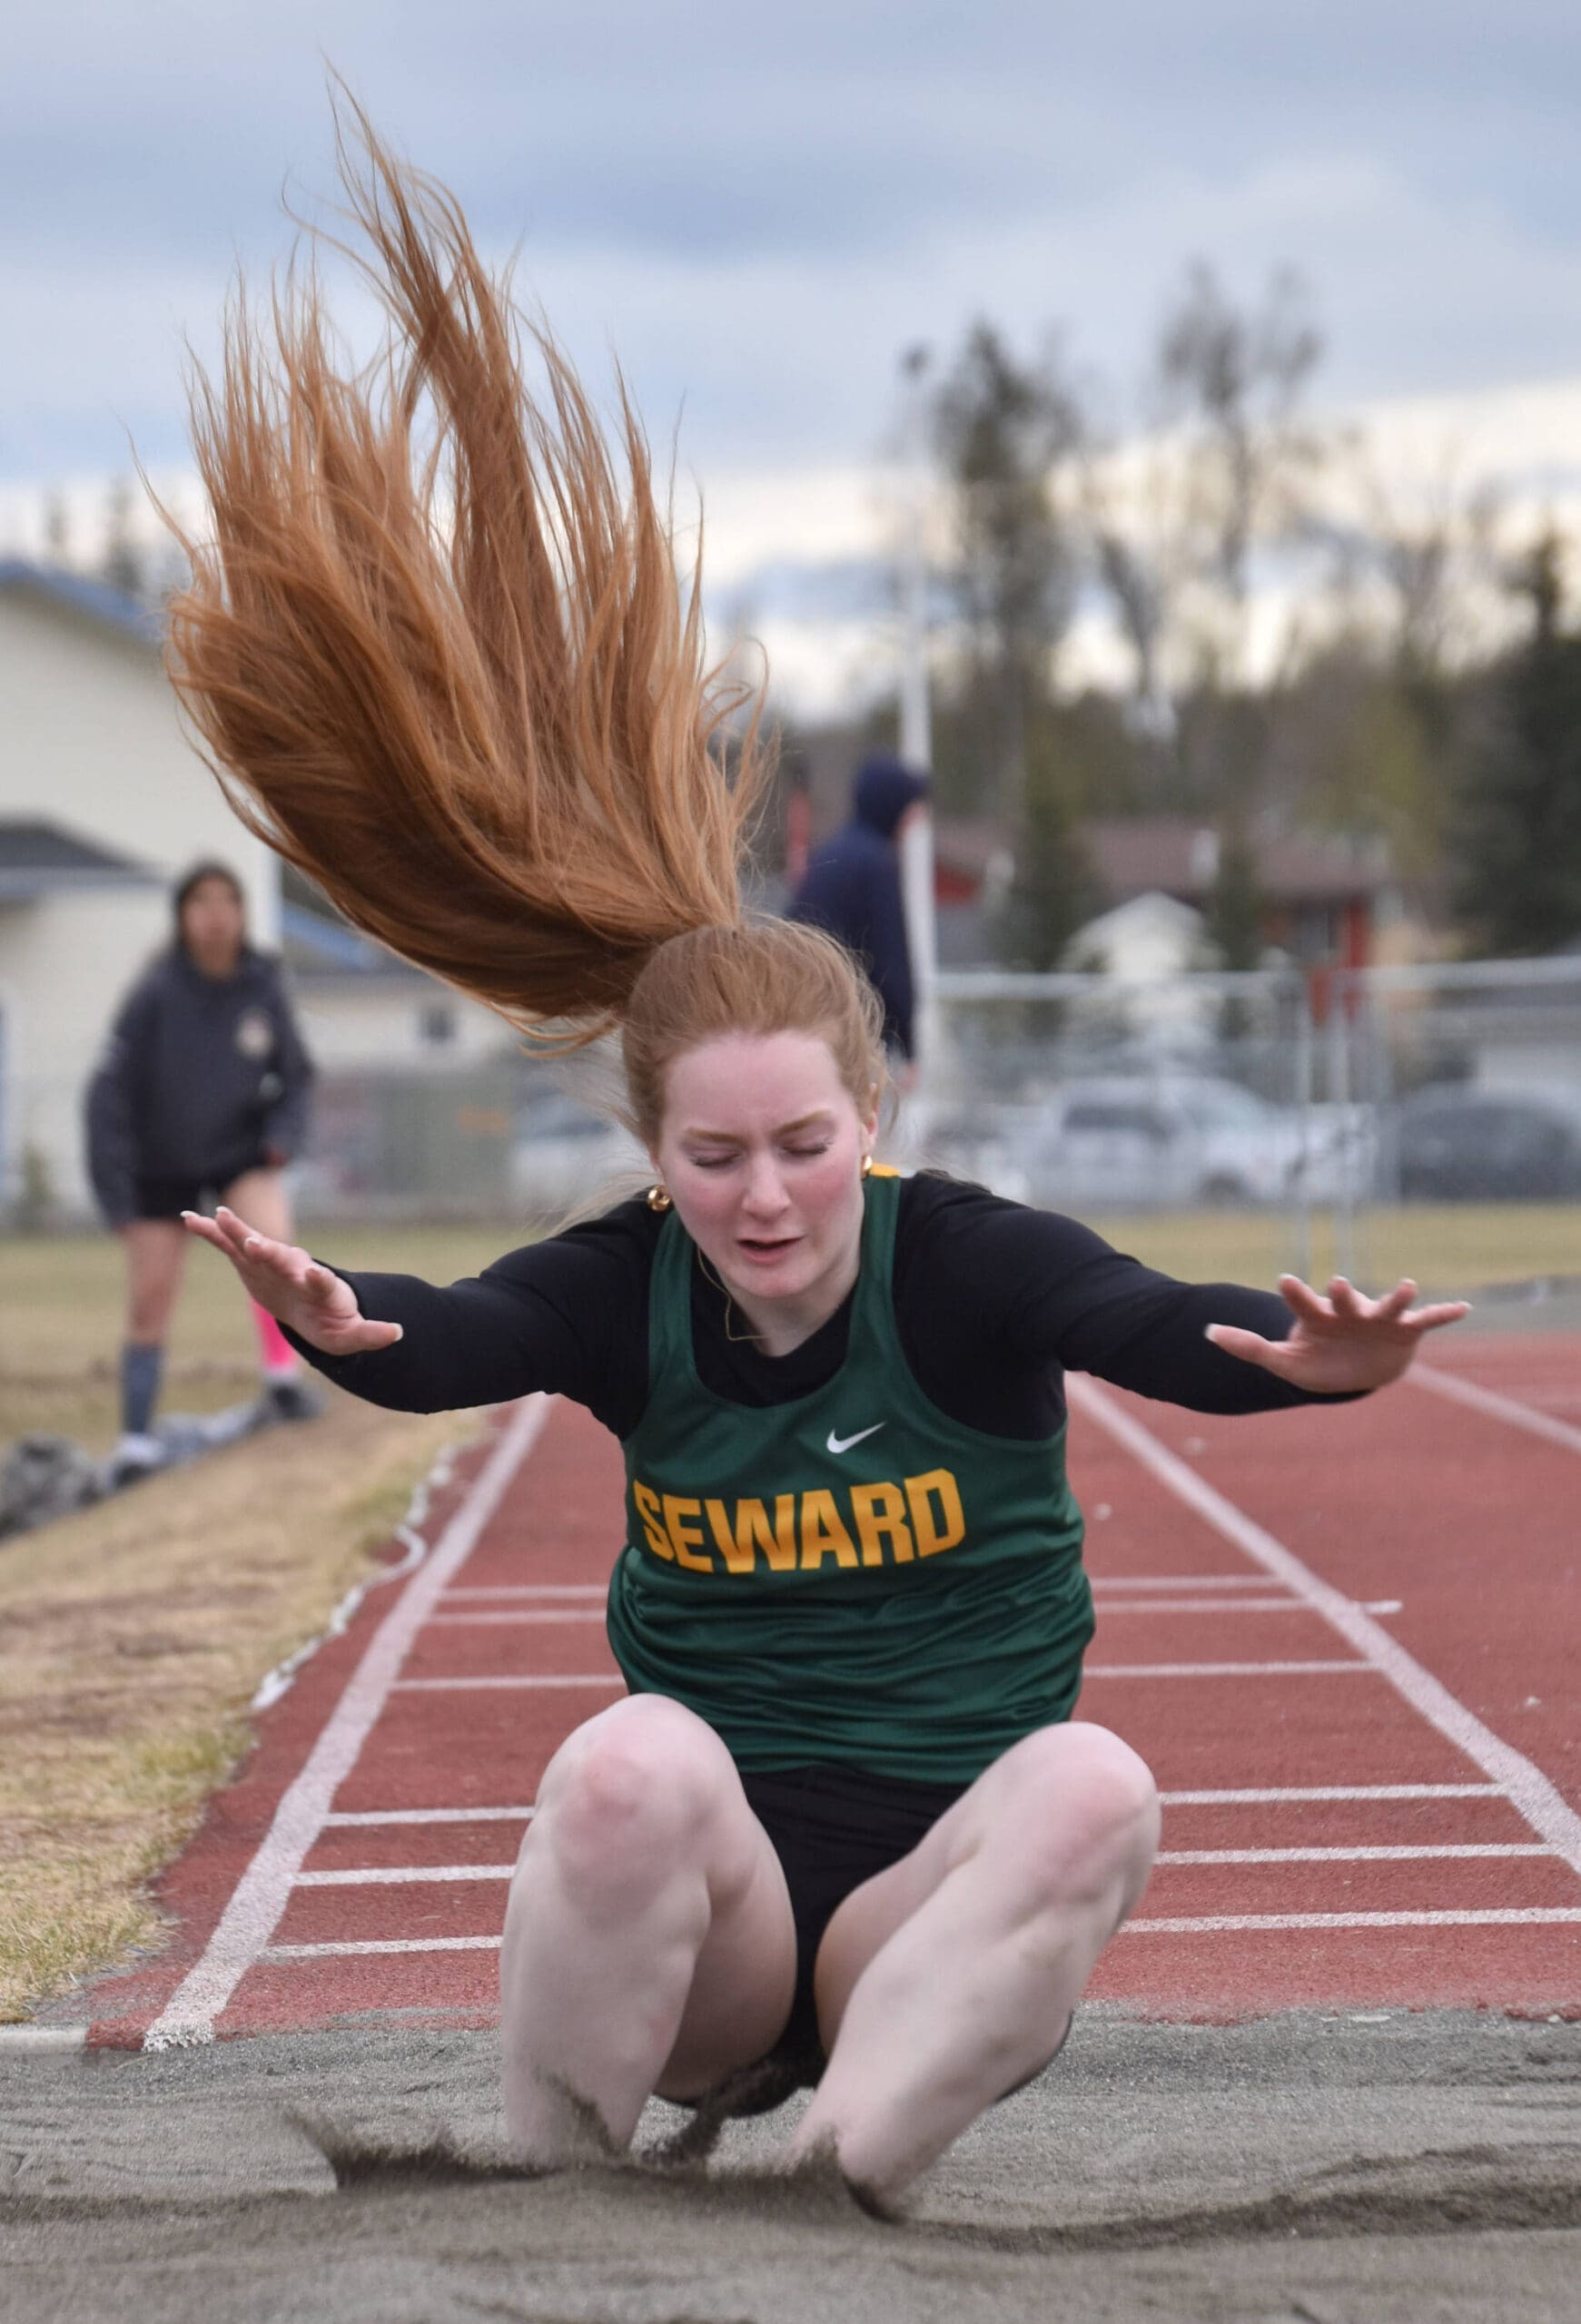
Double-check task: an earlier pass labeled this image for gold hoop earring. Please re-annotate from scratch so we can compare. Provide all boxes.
[860,1153,874,1179]
[646,1184,672,1213]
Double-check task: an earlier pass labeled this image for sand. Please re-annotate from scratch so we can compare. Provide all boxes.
[5,2007,1579,2321]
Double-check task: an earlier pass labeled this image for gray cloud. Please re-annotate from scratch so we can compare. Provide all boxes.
[4,2,1581,478]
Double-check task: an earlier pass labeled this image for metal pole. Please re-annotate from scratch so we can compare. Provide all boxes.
[1291,976,1314,1285]
[896,347,938,1083]
[1329,973,1354,1281]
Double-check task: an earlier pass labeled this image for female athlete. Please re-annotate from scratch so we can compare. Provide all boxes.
[86,857,319,1481]
[172,110,1467,2205]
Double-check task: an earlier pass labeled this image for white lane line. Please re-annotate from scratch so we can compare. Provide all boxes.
[1159,1785,1502,1805]
[426,1611,605,1625]
[296,1864,513,1885]
[1092,1599,1310,1615]
[1122,1908,1581,1933]
[322,1807,535,1826]
[395,1663,1363,1689]
[1089,1575,1278,1590]
[300,1844,1557,1884]
[1084,1660,1369,1679]
[141,1396,551,2052]
[264,1935,503,1959]
[1154,1845,1556,1865]
[1070,1376,1581,1877]
[264,1906,1581,1960]
[441,1585,607,1600]
[1409,1364,1581,1457]
[392,1674,624,1691]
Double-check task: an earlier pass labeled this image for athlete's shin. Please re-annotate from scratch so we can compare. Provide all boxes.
[789,1725,1159,2201]
[498,1700,725,2162]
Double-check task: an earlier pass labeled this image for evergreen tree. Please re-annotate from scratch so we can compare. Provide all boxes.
[1205,819,1263,970]
[1455,534,1581,954]
[1001,732,1095,970]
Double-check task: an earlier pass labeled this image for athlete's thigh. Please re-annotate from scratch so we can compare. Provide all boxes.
[810,1721,1138,2044]
[221,1165,291,1242]
[529,1699,796,2099]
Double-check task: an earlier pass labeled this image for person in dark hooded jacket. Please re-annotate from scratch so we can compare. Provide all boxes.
[786,753,928,1060]
[84,860,320,1482]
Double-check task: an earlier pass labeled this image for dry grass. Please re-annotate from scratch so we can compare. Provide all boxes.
[0,1392,463,2020]
[0,1224,509,2022]
[1075,1203,1581,1298]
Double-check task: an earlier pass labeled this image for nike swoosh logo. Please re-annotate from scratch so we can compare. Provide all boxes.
[826,1423,885,1455]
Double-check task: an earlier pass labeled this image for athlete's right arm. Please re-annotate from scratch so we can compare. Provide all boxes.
[182,1206,401,1355]
[181,1199,653,1424]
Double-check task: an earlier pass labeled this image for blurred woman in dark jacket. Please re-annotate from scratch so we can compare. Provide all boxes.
[85,860,319,1480]
[786,753,928,1064]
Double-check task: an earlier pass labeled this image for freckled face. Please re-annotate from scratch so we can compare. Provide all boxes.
[653,1032,876,1323]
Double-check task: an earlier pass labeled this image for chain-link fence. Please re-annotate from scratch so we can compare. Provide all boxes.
[5,961,1581,1300]
[925,957,1581,1295]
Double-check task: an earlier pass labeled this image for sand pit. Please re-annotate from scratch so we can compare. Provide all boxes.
[5,2009,1579,2322]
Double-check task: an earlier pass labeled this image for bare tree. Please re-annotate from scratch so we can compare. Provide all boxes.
[1085,261,1326,752]
[930,321,1086,816]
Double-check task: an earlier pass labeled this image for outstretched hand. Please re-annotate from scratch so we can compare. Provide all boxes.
[1205,1275,1469,1395]
[181,1205,403,1358]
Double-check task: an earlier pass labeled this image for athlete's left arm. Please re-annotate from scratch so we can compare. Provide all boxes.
[989,1207,1465,1412]
[1200,1272,1468,1396]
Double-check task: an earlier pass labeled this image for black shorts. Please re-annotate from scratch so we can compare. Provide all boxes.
[132,1153,272,1222]
[738,1762,967,2076]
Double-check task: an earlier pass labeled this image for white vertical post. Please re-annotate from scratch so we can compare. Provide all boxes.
[896,347,937,1082]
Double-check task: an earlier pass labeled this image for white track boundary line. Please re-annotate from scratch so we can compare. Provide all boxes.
[265,1936,502,1959]
[317,1784,1503,1821]
[442,1584,606,1600]
[297,1864,514,1885]
[1089,1599,1310,1615]
[393,1661,1362,1691]
[262,1908,1581,1960]
[291,1843,1557,1886]
[141,1396,550,2051]
[392,1674,624,1691]
[1090,1575,1279,1590]
[323,1806,536,1826]
[426,1611,605,1626]
[1408,1364,1581,1457]
[1154,1845,1554,1865]
[1122,1909,1581,1934]
[1085,1660,1367,1679]
[1069,1376,1581,1876]
[1159,1784,1500,1805]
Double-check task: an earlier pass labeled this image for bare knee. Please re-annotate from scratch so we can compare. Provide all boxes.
[526,1698,732,1915]
[995,1725,1160,1911]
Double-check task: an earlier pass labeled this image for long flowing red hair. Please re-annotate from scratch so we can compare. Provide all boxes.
[167,98,885,1126]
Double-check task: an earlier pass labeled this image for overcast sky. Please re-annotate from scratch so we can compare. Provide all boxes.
[6,1,1581,478]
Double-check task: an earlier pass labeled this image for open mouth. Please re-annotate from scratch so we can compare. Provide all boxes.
[736,1236,800,1262]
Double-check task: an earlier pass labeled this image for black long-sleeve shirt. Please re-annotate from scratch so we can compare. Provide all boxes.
[84,945,315,1225]
[294,1173,1347,1437]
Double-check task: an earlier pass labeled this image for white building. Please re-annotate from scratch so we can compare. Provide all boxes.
[0,558,509,1220]
[0,559,283,1216]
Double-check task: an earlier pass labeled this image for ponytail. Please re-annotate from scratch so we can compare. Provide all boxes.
[165,97,764,1043]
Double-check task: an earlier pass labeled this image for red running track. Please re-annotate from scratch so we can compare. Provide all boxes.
[78,1335,1581,2048]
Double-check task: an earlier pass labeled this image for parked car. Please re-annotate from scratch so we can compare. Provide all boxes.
[1384,1085,1581,1201]
[1010,1075,1308,1211]
[509,1089,644,1216]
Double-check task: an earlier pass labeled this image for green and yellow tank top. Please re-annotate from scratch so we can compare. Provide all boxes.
[605,1170,1093,1781]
